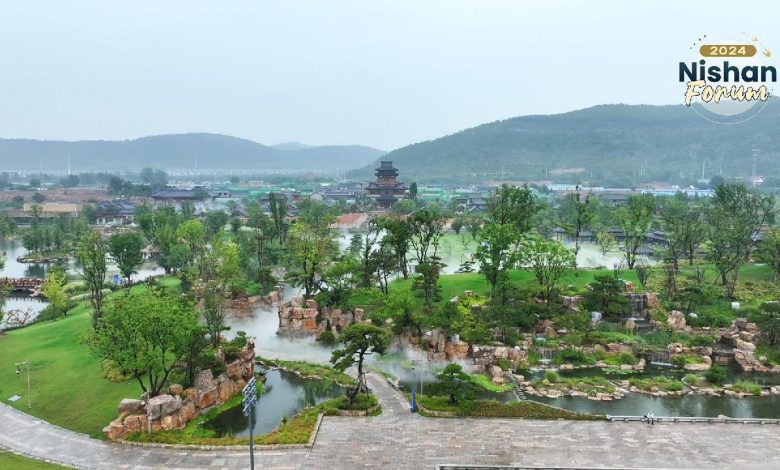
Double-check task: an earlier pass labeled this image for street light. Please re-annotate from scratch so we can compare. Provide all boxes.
[14,357,31,409]
[410,360,423,396]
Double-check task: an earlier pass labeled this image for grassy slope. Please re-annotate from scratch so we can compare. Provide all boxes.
[0,452,68,470]
[0,277,181,438]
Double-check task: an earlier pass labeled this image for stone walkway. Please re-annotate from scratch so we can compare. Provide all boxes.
[2,373,780,469]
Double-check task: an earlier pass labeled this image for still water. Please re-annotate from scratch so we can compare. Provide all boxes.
[203,368,343,437]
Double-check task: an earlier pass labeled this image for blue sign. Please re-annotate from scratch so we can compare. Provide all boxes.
[242,376,258,417]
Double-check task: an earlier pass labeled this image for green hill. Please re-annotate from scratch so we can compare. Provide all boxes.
[353,102,780,185]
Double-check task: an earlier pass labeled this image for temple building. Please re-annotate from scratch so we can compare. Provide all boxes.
[366,160,407,209]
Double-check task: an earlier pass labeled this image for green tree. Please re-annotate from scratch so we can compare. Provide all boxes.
[476,184,538,298]
[41,267,69,316]
[91,287,200,396]
[330,324,389,404]
[521,237,575,306]
[755,228,780,281]
[286,223,337,298]
[229,216,242,236]
[660,195,707,267]
[108,232,145,283]
[437,363,470,404]
[78,229,107,328]
[379,215,413,279]
[204,210,229,239]
[616,194,655,269]
[31,191,46,203]
[596,231,617,258]
[558,186,594,259]
[706,183,774,297]
[408,206,447,304]
[408,182,418,200]
[268,192,288,244]
[581,275,629,319]
[177,219,207,278]
[748,302,780,346]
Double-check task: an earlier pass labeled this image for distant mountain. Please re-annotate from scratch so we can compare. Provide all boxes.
[0,133,385,172]
[352,101,780,184]
[271,142,314,151]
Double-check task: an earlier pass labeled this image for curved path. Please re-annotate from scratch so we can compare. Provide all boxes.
[2,373,780,469]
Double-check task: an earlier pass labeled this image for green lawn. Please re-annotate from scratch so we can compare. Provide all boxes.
[0,277,181,438]
[0,452,68,469]
[352,267,640,308]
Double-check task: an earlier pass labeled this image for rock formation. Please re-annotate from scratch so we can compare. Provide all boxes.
[103,339,256,440]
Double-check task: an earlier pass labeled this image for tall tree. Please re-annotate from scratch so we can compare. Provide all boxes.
[476,184,538,296]
[521,237,576,307]
[660,195,707,267]
[330,324,389,404]
[268,192,288,244]
[78,229,107,328]
[286,222,337,298]
[379,215,413,279]
[616,194,656,269]
[408,206,447,304]
[108,232,145,283]
[755,228,780,281]
[558,186,594,260]
[91,287,199,397]
[707,183,775,297]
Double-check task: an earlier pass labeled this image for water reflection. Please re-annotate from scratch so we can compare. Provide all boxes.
[203,369,343,437]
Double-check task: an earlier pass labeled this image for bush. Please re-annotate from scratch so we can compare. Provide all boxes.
[705,364,727,385]
[687,305,735,328]
[614,352,638,366]
[553,348,594,366]
[684,374,702,386]
[688,335,716,347]
[544,370,559,383]
[495,359,513,371]
[731,380,762,396]
[317,330,337,345]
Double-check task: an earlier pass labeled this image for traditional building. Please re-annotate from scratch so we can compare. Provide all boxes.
[366,161,407,209]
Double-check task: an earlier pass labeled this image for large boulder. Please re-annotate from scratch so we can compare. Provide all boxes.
[194,369,216,391]
[667,311,686,331]
[147,394,182,420]
[735,339,756,353]
[444,340,470,359]
[118,398,144,415]
[103,420,125,440]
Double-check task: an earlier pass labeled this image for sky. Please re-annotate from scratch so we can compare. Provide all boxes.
[0,1,778,151]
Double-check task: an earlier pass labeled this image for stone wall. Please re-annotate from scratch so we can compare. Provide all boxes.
[277,297,364,335]
[102,339,257,440]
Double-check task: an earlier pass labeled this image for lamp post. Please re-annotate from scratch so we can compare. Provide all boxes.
[15,357,31,409]
[411,360,423,396]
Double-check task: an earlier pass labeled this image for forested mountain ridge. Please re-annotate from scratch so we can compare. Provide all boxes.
[352,101,780,184]
[0,133,385,172]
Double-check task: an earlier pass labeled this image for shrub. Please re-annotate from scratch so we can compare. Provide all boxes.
[615,352,638,365]
[496,359,513,371]
[317,330,337,345]
[688,335,716,347]
[731,380,762,396]
[705,364,727,385]
[544,370,559,383]
[687,305,735,328]
[553,348,594,366]
[684,374,701,386]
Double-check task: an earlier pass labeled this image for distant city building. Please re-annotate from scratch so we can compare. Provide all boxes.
[150,186,212,205]
[366,161,407,209]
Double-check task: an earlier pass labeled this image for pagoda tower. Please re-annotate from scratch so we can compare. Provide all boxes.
[366,161,407,209]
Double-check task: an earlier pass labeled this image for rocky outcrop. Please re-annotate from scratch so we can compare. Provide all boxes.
[278,298,365,334]
[667,310,687,331]
[103,339,257,441]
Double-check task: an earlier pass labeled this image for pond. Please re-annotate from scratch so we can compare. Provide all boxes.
[203,368,343,437]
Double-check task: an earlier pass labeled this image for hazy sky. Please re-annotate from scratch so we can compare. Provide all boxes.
[1,1,777,150]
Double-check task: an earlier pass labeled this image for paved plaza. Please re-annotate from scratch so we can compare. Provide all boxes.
[2,373,779,469]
